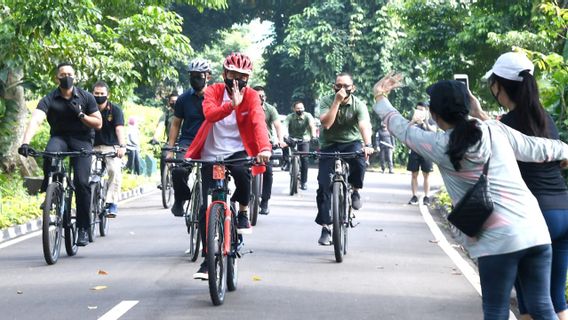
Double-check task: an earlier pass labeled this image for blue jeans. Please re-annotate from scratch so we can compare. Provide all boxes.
[478,244,557,320]
[516,209,568,314]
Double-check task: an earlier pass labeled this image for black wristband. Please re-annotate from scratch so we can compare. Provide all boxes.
[78,112,86,119]
[365,143,373,148]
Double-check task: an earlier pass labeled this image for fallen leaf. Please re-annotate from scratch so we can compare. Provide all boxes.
[90,285,108,291]
[252,275,262,281]
[97,270,108,275]
[16,290,23,294]
[375,228,383,232]
[88,306,98,310]
[429,239,440,243]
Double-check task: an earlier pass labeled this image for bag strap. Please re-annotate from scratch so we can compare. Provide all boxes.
[483,127,492,175]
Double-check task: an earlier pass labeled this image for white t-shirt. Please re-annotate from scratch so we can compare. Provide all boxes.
[201,90,245,161]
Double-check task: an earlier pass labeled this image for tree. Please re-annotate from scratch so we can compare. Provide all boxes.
[0,0,226,173]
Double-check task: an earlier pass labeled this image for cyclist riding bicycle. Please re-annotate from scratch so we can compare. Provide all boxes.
[316,72,374,246]
[19,62,102,247]
[168,58,211,217]
[283,100,317,190]
[185,52,272,280]
[92,80,126,218]
[151,93,178,186]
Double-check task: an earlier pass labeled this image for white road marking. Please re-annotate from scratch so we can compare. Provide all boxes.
[0,231,40,249]
[418,199,517,320]
[98,300,139,320]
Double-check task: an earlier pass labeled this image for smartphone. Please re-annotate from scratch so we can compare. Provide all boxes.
[453,74,469,89]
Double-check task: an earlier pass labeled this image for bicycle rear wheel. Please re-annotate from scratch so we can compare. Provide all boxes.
[332,182,345,263]
[161,165,174,208]
[289,157,299,195]
[88,183,98,242]
[64,190,78,257]
[207,203,228,306]
[250,174,262,226]
[42,183,63,265]
[187,179,201,262]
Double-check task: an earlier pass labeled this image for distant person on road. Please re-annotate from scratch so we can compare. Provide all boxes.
[125,116,142,175]
[316,72,374,246]
[150,93,178,185]
[407,102,437,206]
[92,81,126,218]
[18,62,102,247]
[283,100,317,191]
[185,52,271,280]
[474,51,568,320]
[375,123,395,174]
[374,74,567,320]
[254,86,284,215]
[168,59,210,217]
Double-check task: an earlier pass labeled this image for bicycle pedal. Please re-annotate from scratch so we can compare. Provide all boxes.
[350,221,360,228]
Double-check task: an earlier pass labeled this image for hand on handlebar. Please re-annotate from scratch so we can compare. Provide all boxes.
[363,146,375,159]
[256,150,272,164]
[18,144,30,157]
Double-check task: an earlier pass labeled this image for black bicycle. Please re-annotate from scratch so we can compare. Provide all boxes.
[297,150,363,262]
[88,151,117,241]
[286,137,304,196]
[249,170,262,226]
[161,145,187,209]
[28,148,87,265]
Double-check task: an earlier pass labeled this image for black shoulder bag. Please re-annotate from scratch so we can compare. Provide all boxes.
[447,129,494,237]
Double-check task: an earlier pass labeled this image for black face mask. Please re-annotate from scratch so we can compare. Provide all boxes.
[334,87,352,98]
[59,76,74,89]
[95,96,107,105]
[190,76,206,92]
[295,111,304,116]
[224,78,248,94]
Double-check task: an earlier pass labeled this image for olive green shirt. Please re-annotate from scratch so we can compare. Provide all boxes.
[317,94,370,148]
[263,102,279,143]
[285,112,314,140]
[159,107,178,139]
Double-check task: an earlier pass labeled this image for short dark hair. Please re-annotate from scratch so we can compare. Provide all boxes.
[416,101,427,107]
[253,86,265,92]
[291,100,303,110]
[93,80,109,91]
[168,92,179,100]
[56,62,74,74]
[336,72,353,81]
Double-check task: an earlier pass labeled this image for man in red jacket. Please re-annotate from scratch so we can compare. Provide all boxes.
[185,52,272,280]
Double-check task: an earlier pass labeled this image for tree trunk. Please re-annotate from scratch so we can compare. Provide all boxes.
[0,67,39,176]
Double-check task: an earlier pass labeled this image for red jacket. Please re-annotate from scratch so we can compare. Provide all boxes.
[185,83,271,175]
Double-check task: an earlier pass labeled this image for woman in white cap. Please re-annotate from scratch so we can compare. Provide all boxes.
[373,73,568,319]
[473,51,568,320]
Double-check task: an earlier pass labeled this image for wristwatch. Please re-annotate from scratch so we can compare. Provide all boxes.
[78,112,86,119]
[119,144,126,148]
[365,143,373,148]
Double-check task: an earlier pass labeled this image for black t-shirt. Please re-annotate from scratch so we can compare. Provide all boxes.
[37,87,99,140]
[500,109,568,210]
[174,88,205,146]
[94,102,125,146]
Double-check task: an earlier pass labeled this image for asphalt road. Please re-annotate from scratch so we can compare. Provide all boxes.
[0,168,486,320]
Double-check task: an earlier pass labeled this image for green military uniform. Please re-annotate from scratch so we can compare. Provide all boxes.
[285,112,314,140]
[159,107,177,139]
[317,94,370,149]
[263,102,279,143]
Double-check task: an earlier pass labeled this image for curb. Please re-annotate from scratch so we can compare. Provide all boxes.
[0,184,157,244]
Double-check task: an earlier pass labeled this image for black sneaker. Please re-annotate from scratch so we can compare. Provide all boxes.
[237,211,252,234]
[423,196,431,206]
[193,261,208,280]
[318,226,332,246]
[77,228,89,247]
[171,200,184,217]
[408,195,419,205]
[351,191,362,210]
[300,183,307,190]
[260,200,270,215]
[157,184,163,190]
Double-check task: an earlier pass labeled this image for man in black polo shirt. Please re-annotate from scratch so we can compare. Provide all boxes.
[92,81,126,218]
[19,62,102,247]
[167,58,210,216]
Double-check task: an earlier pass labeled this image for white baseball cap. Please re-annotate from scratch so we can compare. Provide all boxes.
[483,51,534,82]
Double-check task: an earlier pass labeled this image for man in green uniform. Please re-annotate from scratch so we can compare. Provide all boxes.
[316,72,374,245]
[284,101,317,190]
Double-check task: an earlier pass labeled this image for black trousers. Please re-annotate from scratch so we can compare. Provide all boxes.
[296,141,310,184]
[261,161,273,201]
[171,140,191,202]
[198,151,251,256]
[42,135,93,229]
[315,141,365,226]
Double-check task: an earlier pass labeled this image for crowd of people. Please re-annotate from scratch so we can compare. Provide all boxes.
[16,50,568,319]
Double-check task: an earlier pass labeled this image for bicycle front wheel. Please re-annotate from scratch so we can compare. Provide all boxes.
[207,203,228,306]
[42,183,64,265]
[64,190,78,257]
[332,182,346,263]
[289,157,299,195]
[250,174,262,226]
[99,182,109,237]
[187,180,202,262]
[88,183,98,242]
[161,165,174,208]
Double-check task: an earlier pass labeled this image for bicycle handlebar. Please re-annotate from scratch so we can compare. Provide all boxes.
[162,146,187,152]
[165,155,283,166]
[28,148,90,158]
[293,150,365,159]
[90,151,118,158]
